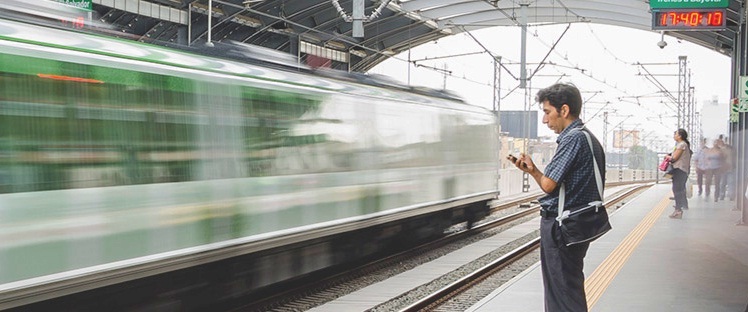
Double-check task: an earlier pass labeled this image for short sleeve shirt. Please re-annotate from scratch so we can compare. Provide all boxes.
[538,119,606,213]
[671,141,691,173]
[694,148,707,170]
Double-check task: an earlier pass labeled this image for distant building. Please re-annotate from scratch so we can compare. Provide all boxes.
[499,111,538,139]
[499,134,556,169]
[700,96,728,143]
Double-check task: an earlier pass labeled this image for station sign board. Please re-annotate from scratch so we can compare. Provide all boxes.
[650,0,729,9]
[739,76,748,105]
[730,98,740,122]
[732,76,748,122]
[739,77,748,103]
[613,130,640,149]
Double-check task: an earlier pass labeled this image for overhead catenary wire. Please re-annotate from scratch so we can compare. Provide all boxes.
[585,23,632,65]
[459,25,520,81]
[528,23,571,81]
[437,27,680,120]
[331,2,690,121]
[636,62,678,105]
[526,24,632,96]
[584,23,686,113]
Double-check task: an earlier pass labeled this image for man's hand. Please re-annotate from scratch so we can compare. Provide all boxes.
[507,153,536,173]
[508,153,556,193]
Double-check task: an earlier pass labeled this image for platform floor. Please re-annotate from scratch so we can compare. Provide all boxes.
[467,183,748,312]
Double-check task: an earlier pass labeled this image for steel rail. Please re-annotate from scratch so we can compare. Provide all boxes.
[237,191,545,311]
[397,183,651,312]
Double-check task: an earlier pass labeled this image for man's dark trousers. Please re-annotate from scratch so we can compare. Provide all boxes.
[540,217,590,312]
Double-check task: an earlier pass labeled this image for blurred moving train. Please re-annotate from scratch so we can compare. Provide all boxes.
[0,14,500,290]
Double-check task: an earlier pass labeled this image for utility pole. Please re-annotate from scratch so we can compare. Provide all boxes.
[494,56,502,113]
[677,56,687,129]
[519,1,530,192]
[494,56,502,196]
[603,111,608,150]
[519,2,528,89]
[522,73,531,192]
[688,85,695,140]
[442,63,448,89]
[618,121,624,182]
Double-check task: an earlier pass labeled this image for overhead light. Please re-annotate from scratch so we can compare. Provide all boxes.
[349,47,367,58]
[301,33,322,44]
[243,0,265,8]
[268,21,294,35]
[324,40,346,51]
[192,2,224,16]
[381,49,396,56]
[233,15,261,27]
[717,42,732,54]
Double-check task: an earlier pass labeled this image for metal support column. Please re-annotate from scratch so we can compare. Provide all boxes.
[188,3,192,46]
[352,0,364,38]
[206,0,214,47]
[733,2,746,224]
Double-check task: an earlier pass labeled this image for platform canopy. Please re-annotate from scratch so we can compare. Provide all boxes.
[89,0,743,72]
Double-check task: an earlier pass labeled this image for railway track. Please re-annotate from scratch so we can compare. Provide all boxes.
[240,182,651,312]
[399,183,651,312]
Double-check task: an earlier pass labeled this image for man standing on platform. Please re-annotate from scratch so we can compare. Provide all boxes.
[508,83,606,312]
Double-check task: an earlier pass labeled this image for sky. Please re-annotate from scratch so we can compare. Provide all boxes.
[369,23,732,153]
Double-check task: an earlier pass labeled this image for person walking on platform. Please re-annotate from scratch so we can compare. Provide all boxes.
[693,138,708,196]
[668,129,692,218]
[703,139,724,201]
[717,139,735,201]
[507,83,605,312]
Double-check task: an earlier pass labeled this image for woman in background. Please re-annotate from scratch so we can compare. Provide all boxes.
[693,138,707,196]
[669,128,692,219]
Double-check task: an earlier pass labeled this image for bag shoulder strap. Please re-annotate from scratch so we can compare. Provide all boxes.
[558,126,604,225]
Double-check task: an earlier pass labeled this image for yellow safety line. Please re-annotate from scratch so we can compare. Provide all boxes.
[585,195,671,310]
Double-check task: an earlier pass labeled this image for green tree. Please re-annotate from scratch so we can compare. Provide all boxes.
[628,145,657,170]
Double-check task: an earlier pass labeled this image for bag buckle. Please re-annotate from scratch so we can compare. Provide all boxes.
[557,201,604,225]
[589,201,603,212]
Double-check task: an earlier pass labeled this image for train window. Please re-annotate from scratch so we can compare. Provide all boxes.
[0,49,349,191]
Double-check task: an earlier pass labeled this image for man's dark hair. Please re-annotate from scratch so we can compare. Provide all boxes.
[535,83,582,118]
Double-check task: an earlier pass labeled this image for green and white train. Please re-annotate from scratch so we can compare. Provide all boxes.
[0,16,499,292]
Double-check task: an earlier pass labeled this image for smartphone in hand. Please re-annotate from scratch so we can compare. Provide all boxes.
[507,154,527,168]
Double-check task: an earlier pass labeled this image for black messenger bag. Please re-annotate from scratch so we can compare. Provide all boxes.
[556,200,612,246]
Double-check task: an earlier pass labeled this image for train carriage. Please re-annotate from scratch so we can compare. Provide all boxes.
[0,17,499,287]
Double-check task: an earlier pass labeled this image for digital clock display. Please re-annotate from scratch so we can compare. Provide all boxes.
[652,9,726,30]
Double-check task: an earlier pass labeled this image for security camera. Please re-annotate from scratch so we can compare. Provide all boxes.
[657,31,667,49]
